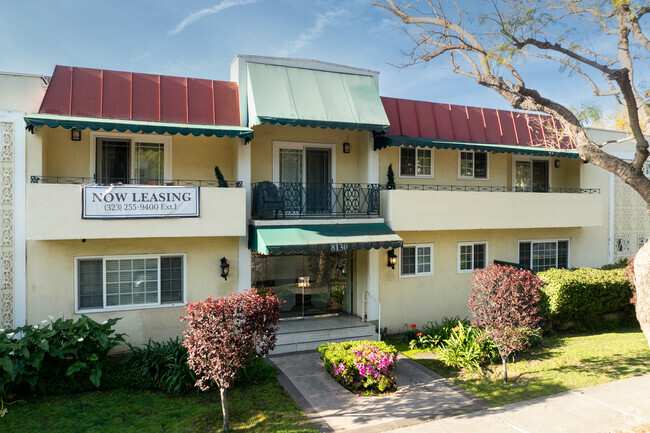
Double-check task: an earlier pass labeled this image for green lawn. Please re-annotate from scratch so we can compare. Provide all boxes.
[388,327,650,407]
[0,381,318,433]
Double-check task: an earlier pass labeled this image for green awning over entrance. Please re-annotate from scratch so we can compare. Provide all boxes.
[24,114,254,139]
[249,223,403,255]
[374,135,580,158]
[246,63,390,133]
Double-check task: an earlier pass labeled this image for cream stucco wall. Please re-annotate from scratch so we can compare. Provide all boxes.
[0,72,47,114]
[27,237,239,346]
[377,227,609,334]
[250,124,370,184]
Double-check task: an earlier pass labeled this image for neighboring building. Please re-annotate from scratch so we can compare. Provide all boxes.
[14,56,645,351]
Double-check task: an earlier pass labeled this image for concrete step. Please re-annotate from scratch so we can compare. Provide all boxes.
[275,322,377,345]
[272,333,379,354]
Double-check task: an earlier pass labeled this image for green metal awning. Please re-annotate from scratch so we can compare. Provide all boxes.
[374,135,580,158]
[249,223,403,255]
[246,63,390,133]
[24,114,254,139]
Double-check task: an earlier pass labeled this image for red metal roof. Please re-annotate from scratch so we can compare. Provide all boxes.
[381,97,574,150]
[38,66,242,127]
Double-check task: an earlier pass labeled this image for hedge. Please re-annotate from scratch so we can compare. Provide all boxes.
[538,268,635,330]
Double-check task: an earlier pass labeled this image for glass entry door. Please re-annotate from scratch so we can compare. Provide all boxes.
[252,251,352,319]
[515,160,549,192]
[305,149,331,213]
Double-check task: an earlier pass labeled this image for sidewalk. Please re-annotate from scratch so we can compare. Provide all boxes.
[395,374,650,433]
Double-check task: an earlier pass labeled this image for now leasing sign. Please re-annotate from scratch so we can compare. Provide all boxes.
[82,185,200,219]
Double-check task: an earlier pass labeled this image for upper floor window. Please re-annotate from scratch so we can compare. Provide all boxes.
[458,242,487,273]
[400,244,433,277]
[91,133,171,185]
[459,151,488,179]
[514,159,549,192]
[400,147,433,177]
[519,240,569,272]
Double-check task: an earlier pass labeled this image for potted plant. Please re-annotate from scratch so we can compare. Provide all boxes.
[214,165,229,188]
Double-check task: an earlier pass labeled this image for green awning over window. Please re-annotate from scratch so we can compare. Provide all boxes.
[246,63,390,133]
[24,114,254,139]
[249,223,403,255]
[374,135,580,158]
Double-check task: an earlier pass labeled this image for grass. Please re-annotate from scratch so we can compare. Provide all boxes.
[0,381,318,433]
[387,327,650,407]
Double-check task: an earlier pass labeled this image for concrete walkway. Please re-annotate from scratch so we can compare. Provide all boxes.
[395,374,650,433]
[269,351,488,432]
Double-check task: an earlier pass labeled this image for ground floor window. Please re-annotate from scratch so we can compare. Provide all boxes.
[400,244,433,277]
[76,254,184,311]
[519,240,569,272]
[458,242,487,273]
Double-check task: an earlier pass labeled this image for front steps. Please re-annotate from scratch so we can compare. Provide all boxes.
[271,315,379,354]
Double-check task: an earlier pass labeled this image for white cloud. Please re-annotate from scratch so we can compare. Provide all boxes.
[276,9,346,57]
[169,0,260,35]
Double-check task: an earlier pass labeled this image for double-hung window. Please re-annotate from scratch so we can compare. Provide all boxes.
[458,242,487,273]
[519,240,568,272]
[400,147,433,177]
[459,151,488,179]
[77,254,185,312]
[400,244,433,277]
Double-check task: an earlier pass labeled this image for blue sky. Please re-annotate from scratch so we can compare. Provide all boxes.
[0,0,639,116]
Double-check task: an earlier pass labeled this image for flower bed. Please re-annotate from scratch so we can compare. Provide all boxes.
[317,340,398,396]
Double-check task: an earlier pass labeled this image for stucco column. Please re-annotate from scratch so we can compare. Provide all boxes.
[237,137,252,293]
[367,133,380,322]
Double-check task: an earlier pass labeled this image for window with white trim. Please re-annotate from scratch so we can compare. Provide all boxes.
[518,240,569,272]
[458,242,487,273]
[459,151,488,179]
[77,254,184,311]
[400,147,433,177]
[400,244,433,277]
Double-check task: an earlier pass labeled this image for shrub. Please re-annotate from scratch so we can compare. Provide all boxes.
[0,315,124,397]
[234,355,277,386]
[408,316,469,350]
[601,257,630,270]
[538,267,635,330]
[437,322,498,371]
[318,340,398,395]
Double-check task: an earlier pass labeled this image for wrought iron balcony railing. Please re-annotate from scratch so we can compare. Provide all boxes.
[383,184,600,194]
[252,182,381,219]
[30,176,242,188]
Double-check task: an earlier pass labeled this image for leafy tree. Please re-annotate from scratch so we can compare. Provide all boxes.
[387,163,396,189]
[375,0,650,347]
[181,289,282,431]
[468,264,544,381]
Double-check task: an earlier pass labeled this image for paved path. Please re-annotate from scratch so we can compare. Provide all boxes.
[269,351,488,433]
[395,374,650,433]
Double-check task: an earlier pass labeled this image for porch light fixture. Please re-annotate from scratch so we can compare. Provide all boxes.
[387,249,397,269]
[219,257,230,280]
[554,159,560,168]
[71,128,81,141]
[343,142,351,154]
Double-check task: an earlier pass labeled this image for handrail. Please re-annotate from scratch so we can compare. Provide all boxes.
[382,184,600,194]
[30,175,242,188]
[362,290,381,342]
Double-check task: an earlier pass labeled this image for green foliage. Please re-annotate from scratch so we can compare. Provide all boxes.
[214,165,229,188]
[233,355,277,386]
[408,316,469,350]
[386,163,396,189]
[601,258,630,270]
[318,340,398,395]
[538,268,635,330]
[437,322,499,371]
[0,315,124,397]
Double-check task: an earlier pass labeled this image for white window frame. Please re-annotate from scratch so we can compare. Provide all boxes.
[518,239,570,272]
[457,150,489,180]
[398,147,434,178]
[457,242,489,274]
[511,156,554,191]
[74,253,187,313]
[399,243,434,278]
[272,141,337,184]
[89,131,173,183]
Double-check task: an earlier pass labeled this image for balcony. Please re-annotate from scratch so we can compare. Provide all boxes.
[251,182,380,220]
[381,184,603,231]
[27,176,246,240]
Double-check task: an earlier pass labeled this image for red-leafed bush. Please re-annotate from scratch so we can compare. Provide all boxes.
[468,264,544,382]
[181,289,282,431]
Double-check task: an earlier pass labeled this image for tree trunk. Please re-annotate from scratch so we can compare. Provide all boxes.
[502,356,508,382]
[634,241,650,350]
[220,387,229,431]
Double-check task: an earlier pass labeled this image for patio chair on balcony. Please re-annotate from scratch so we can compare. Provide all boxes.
[257,181,285,219]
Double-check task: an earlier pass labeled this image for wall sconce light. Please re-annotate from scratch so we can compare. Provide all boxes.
[554,159,560,168]
[343,142,351,154]
[71,128,81,141]
[387,249,397,269]
[220,257,230,280]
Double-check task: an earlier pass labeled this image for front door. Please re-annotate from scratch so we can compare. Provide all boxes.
[305,149,331,213]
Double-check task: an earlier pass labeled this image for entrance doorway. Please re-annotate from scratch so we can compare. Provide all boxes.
[251,251,353,319]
